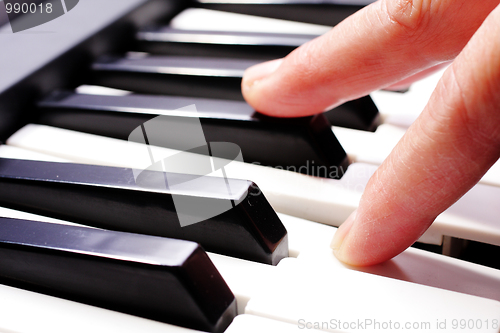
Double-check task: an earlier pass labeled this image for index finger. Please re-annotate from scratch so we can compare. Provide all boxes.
[242,0,500,117]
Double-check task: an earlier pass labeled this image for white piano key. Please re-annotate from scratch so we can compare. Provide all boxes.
[224,314,323,333]
[170,8,331,35]
[0,205,86,228]
[197,0,376,5]
[245,257,500,333]
[6,124,500,248]
[75,85,132,96]
[0,145,70,163]
[296,235,500,303]
[0,284,205,333]
[281,212,500,302]
[278,212,337,257]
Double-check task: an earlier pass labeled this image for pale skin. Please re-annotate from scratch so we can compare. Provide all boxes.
[241,0,500,266]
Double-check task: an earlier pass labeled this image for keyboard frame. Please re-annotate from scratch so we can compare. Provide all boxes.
[0,0,186,142]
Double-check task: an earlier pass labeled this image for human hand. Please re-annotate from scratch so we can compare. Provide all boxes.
[241,0,500,266]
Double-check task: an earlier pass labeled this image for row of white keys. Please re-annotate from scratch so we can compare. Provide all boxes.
[245,258,500,333]
[1,149,500,332]
[225,217,500,333]
[6,124,500,248]
[2,201,500,332]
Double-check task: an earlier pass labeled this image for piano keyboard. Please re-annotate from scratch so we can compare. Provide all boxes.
[1,0,500,332]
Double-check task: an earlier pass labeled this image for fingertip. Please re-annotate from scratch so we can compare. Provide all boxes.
[241,59,283,96]
[331,208,407,267]
[331,210,356,251]
[331,210,371,267]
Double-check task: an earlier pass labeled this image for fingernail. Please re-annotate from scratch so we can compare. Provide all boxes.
[331,210,357,251]
[242,59,283,92]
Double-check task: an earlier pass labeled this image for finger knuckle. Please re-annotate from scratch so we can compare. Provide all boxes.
[383,0,434,37]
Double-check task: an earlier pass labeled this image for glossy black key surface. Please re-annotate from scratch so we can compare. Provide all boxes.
[135,28,314,60]
[38,91,349,178]
[333,96,381,131]
[91,54,380,131]
[0,218,236,333]
[91,54,259,101]
[194,0,373,26]
[0,158,288,265]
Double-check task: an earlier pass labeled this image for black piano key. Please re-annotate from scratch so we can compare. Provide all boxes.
[90,54,380,131]
[91,54,257,101]
[329,96,381,132]
[0,158,288,265]
[135,27,313,60]
[194,0,372,26]
[38,91,349,178]
[0,218,236,333]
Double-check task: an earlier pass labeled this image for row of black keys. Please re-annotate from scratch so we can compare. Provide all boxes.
[0,157,281,332]
[40,54,381,179]
[38,5,383,180]
[0,56,359,333]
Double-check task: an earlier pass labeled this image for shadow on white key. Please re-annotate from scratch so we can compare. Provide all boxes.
[0,284,206,333]
[245,257,500,333]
